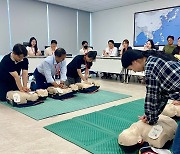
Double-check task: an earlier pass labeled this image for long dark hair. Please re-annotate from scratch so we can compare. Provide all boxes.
[121,49,178,68]
[28,37,38,55]
[147,39,156,50]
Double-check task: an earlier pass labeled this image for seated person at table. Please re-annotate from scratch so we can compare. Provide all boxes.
[144,39,156,51]
[26,37,41,56]
[119,39,132,82]
[172,37,180,56]
[119,39,132,57]
[66,51,97,85]
[33,48,67,89]
[102,40,118,57]
[163,35,176,54]
[0,44,30,101]
[45,40,58,56]
[79,41,92,55]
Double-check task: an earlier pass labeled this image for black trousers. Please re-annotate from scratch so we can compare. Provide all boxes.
[33,68,52,90]
[0,79,18,101]
[65,77,81,86]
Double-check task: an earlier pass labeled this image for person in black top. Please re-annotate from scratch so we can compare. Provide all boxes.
[172,37,180,55]
[66,51,97,85]
[119,39,132,83]
[0,44,29,101]
[119,39,132,57]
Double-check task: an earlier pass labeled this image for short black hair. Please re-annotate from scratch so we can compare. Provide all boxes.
[121,49,177,68]
[54,48,66,57]
[51,40,57,44]
[82,41,88,45]
[167,35,174,40]
[87,51,97,60]
[178,37,180,40]
[108,40,114,44]
[13,44,28,57]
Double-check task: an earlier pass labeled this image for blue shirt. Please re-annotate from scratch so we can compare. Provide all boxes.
[37,55,67,83]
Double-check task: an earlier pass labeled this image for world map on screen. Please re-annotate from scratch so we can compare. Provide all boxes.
[134,6,180,46]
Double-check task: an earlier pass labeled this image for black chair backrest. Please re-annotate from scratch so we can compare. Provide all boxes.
[23,42,29,47]
[114,43,121,49]
[45,46,50,49]
[154,45,159,50]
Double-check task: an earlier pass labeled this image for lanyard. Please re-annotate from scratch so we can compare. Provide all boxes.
[55,63,60,75]
[84,56,89,71]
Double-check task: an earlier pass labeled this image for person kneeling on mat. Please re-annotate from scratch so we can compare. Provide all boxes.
[121,49,180,125]
[33,48,67,90]
[0,44,30,101]
[66,51,97,86]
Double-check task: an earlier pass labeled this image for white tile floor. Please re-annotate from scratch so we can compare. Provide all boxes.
[0,78,146,154]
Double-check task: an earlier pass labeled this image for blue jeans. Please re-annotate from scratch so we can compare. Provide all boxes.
[172,123,180,154]
[33,68,52,90]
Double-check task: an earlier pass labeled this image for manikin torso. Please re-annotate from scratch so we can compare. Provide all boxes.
[118,115,177,148]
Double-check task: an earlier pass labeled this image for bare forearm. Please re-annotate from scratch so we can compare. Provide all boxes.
[79,73,86,81]
[77,69,86,81]
[22,72,28,87]
[14,76,23,91]
[85,70,89,80]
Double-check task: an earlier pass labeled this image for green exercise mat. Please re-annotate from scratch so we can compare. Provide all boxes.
[45,99,145,154]
[0,90,130,120]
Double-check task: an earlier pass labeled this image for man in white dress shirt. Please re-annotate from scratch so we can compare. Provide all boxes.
[44,40,58,56]
[33,48,67,89]
[102,40,118,57]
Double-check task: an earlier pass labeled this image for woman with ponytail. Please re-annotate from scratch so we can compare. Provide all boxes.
[121,49,180,125]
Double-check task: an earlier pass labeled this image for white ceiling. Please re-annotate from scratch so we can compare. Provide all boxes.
[37,0,154,12]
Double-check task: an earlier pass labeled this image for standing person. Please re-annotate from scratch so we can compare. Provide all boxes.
[26,37,41,56]
[79,41,92,55]
[102,40,118,57]
[144,39,156,51]
[121,49,180,125]
[33,48,67,90]
[119,39,132,57]
[163,35,176,54]
[66,51,97,85]
[0,44,29,101]
[45,40,58,56]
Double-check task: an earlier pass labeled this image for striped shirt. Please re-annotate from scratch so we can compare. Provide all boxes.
[145,56,180,125]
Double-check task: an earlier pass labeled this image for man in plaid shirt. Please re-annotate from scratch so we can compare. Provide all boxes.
[121,49,180,125]
[145,56,180,124]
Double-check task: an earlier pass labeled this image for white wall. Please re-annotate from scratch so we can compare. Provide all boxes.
[0,0,90,56]
[92,0,180,54]
[0,0,10,55]
[9,0,48,52]
[78,10,90,50]
[49,4,77,54]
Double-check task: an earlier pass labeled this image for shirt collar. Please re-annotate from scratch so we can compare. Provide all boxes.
[10,53,23,64]
[53,55,58,65]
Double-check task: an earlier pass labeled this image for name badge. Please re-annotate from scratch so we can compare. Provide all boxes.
[55,88,63,94]
[148,125,163,139]
[13,93,21,103]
